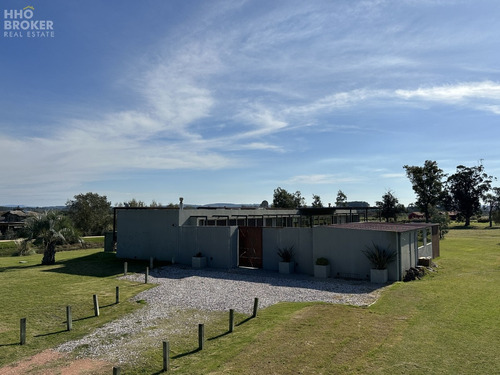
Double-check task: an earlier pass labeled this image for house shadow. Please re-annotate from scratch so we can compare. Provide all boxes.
[39,252,161,278]
[145,264,383,295]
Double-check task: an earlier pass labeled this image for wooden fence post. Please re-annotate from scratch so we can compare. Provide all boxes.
[145,267,149,284]
[93,294,100,317]
[198,323,204,351]
[66,306,72,331]
[115,286,120,304]
[163,341,169,372]
[124,262,128,276]
[20,318,26,345]
[229,309,234,333]
[252,298,259,318]
[112,367,121,375]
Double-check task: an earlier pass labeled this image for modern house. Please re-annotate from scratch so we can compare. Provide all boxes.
[114,204,438,282]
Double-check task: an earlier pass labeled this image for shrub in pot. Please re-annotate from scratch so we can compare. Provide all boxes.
[277,246,295,274]
[192,251,207,268]
[362,242,396,283]
[314,257,330,278]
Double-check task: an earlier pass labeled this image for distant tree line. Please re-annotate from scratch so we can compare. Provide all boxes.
[272,160,500,233]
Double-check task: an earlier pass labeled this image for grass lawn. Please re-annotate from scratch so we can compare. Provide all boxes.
[1,227,499,374]
[0,248,152,366]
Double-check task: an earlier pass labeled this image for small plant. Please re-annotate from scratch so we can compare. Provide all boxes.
[277,246,295,262]
[315,257,329,266]
[14,239,35,256]
[194,251,203,257]
[362,242,397,270]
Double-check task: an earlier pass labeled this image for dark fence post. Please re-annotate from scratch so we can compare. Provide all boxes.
[198,323,204,350]
[93,294,100,317]
[20,318,26,345]
[163,341,169,372]
[66,306,72,331]
[124,262,128,276]
[113,367,121,375]
[115,286,120,304]
[145,267,149,284]
[150,257,154,269]
[252,298,259,318]
[229,309,234,333]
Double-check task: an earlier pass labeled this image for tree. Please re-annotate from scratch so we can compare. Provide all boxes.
[376,190,405,222]
[335,190,347,207]
[272,187,304,208]
[150,200,162,207]
[311,194,323,208]
[66,192,112,236]
[483,187,500,228]
[22,211,79,265]
[429,206,450,239]
[404,160,446,222]
[446,164,493,226]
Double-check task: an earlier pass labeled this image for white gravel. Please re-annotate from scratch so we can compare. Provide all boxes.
[56,265,383,363]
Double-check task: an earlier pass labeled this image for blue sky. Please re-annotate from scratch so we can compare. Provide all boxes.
[2,0,500,207]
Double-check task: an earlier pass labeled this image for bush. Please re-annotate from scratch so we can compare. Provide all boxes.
[362,242,396,270]
[277,246,295,262]
[315,257,329,266]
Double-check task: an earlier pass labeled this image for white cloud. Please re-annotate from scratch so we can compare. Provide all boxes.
[395,81,500,102]
[287,174,361,185]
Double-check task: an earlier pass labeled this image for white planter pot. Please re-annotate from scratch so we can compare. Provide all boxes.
[370,268,388,283]
[314,264,330,278]
[192,256,207,269]
[279,261,294,274]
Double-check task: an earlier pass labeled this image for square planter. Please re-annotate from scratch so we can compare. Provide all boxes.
[279,261,295,274]
[314,264,330,278]
[192,256,207,269]
[370,268,388,283]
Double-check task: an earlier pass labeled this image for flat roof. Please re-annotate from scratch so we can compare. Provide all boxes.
[332,222,435,233]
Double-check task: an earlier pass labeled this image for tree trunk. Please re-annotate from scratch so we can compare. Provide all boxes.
[42,243,56,265]
[465,216,471,227]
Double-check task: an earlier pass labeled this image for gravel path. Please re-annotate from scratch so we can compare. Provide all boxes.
[57,265,383,363]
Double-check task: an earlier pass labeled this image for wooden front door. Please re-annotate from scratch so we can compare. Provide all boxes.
[238,227,263,268]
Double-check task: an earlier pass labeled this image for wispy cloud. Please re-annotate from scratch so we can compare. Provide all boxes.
[287,174,361,185]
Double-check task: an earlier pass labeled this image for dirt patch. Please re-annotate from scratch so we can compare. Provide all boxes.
[0,350,112,375]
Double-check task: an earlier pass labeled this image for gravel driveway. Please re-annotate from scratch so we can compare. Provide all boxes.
[57,265,383,363]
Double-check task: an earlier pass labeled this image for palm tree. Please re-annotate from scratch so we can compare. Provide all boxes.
[23,211,79,265]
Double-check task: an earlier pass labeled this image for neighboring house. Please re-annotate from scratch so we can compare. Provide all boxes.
[0,210,37,236]
[408,212,425,220]
[114,205,438,282]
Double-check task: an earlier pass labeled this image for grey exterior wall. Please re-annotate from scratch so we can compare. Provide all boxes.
[320,227,399,281]
[261,226,405,281]
[116,209,238,269]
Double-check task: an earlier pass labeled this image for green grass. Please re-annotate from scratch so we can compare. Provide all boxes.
[1,228,499,374]
[0,248,152,366]
[0,241,18,257]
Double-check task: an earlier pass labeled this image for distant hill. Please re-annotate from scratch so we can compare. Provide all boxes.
[0,205,66,211]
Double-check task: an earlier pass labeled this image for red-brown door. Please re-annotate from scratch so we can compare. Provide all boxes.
[238,227,263,268]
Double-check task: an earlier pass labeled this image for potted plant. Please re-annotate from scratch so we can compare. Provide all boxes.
[314,257,330,278]
[362,242,397,283]
[277,246,295,274]
[192,251,207,269]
